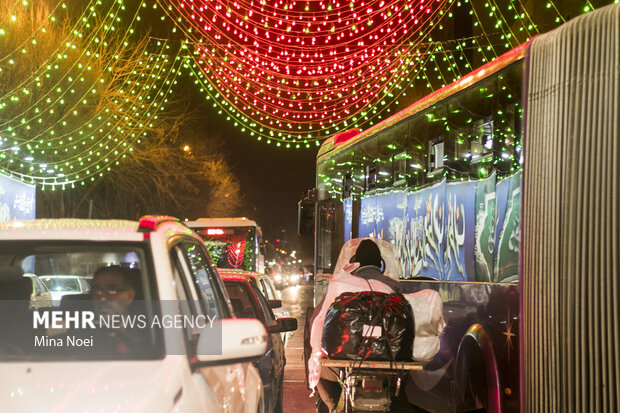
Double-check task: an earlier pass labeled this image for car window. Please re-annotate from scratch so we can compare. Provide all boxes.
[42,277,81,292]
[258,278,269,298]
[0,241,163,361]
[29,278,40,296]
[223,281,259,320]
[248,280,277,327]
[179,241,226,320]
[38,279,50,293]
[259,277,276,300]
[170,247,202,350]
[35,278,47,295]
[79,278,91,292]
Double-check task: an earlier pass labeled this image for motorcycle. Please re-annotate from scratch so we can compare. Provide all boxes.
[320,358,423,412]
[305,238,444,412]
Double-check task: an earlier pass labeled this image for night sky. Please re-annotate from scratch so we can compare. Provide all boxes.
[153,9,320,257]
[222,125,317,256]
[189,90,317,256]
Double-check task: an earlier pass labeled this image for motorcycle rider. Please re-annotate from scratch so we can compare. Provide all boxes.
[309,239,401,412]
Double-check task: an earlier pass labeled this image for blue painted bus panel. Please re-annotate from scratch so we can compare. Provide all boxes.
[0,173,35,221]
[357,172,520,282]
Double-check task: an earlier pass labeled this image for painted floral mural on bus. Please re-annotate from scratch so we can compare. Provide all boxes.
[423,188,445,277]
[0,173,35,222]
[356,171,521,282]
[444,182,475,280]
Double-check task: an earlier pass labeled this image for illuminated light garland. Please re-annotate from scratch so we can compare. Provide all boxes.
[0,0,117,101]
[191,46,425,124]
[0,0,183,188]
[162,0,449,142]
[184,52,417,147]
[159,0,601,146]
[0,0,89,68]
[3,51,182,189]
[1,4,131,140]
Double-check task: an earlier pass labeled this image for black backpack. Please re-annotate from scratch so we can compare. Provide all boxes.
[321,291,414,361]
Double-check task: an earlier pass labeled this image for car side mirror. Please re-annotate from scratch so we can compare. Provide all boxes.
[268,299,282,309]
[277,317,298,333]
[192,318,267,368]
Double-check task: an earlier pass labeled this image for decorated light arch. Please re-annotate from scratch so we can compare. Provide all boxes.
[0,0,606,190]
[164,0,449,146]
[0,0,182,189]
[160,0,597,146]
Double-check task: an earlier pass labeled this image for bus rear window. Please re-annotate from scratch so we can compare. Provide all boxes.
[195,227,257,272]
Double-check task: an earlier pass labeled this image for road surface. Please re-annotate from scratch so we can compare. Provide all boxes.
[281,284,316,412]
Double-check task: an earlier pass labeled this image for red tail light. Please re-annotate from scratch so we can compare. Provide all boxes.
[138,216,179,232]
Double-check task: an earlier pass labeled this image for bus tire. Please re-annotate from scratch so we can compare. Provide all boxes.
[455,325,501,413]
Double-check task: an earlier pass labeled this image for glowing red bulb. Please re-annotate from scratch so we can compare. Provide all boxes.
[173,0,446,140]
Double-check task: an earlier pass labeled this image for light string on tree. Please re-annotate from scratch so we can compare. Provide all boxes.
[0,0,183,188]
[3,49,182,189]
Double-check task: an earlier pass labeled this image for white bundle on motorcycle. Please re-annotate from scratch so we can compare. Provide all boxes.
[403,289,445,362]
[308,238,445,389]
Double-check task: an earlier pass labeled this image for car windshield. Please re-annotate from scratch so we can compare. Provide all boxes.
[194,226,257,271]
[0,241,163,361]
[42,277,81,292]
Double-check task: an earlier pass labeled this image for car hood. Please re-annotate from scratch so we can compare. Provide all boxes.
[1,359,183,412]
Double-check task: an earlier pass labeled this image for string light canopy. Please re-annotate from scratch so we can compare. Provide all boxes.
[0,0,182,188]
[163,0,449,146]
[0,0,608,191]
[161,0,602,147]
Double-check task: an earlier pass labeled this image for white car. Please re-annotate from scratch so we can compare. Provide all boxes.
[0,216,267,413]
[22,273,53,310]
[39,274,91,305]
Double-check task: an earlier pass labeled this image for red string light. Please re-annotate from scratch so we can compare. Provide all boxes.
[169,0,447,142]
[226,238,246,268]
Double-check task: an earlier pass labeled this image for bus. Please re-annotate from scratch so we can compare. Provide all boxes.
[186,217,266,274]
[300,4,620,412]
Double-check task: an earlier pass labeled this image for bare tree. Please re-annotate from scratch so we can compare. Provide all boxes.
[0,1,243,219]
[37,125,244,220]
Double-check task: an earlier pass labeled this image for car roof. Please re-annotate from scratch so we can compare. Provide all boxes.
[185,217,258,228]
[0,218,194,242]
[220,274,251,283]
[217,269,265,278]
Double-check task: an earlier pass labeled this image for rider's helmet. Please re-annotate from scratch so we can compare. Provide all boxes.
[350,239,384,272]
[332,238,402,281]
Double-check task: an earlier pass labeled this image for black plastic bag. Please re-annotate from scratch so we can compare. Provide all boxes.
[322,291,415,361]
